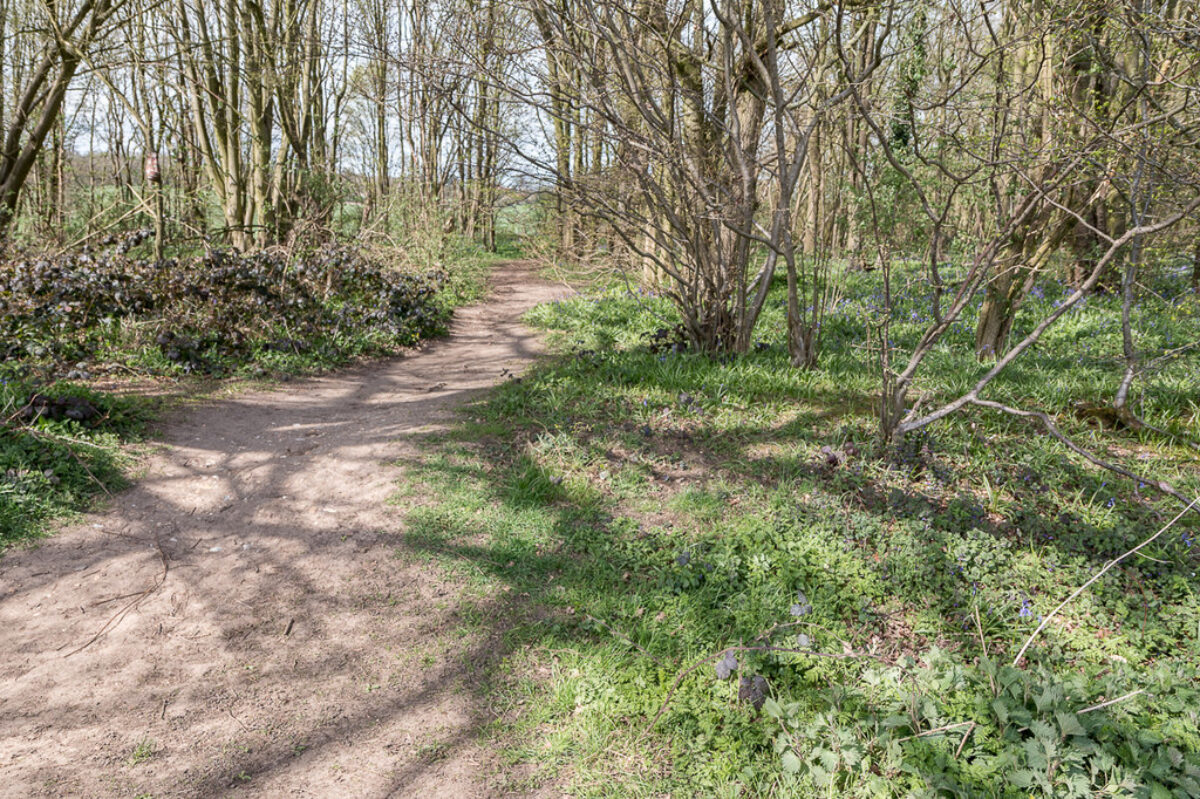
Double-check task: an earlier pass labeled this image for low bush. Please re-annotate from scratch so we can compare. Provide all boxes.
[0,233,447,376]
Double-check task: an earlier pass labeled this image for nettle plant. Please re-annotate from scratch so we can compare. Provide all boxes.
[699,587,1200,797]
[762,652,1200,798]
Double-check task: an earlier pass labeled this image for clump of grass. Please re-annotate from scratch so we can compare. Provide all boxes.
[1,372,150,547]
[127,737,158,766]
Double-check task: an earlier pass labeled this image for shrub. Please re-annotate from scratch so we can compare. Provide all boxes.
[0,234,447,374]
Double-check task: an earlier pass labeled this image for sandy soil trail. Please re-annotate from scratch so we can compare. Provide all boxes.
[0,264,568,798]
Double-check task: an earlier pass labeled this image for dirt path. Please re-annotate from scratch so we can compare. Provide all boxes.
[0,264,570,798]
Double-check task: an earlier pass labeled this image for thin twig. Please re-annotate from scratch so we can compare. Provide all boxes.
[1011,496,1200,667]
[2,416,118,496]
[64,528,171,657]
[1078,689,1146,715]
[896,720,975,743]
[970,398,1198,510]
[954,723,976,758]
[895,690,1143,752]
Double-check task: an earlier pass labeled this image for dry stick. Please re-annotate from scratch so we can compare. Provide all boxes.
[898,195,1200,437]
[64,528,171,657]
[11,423,118,498]
[1136,339,1200,378]
[3,397,120,493]
[226,706,251,732]
[1078,689,1146,715]
[1119,411,1200,455]
[970,398,1197,509]
[92,588,150,607]
[938,397,1200,667]
[1010,495,1200,668]
[896,720,974,743]
[954,723,976,758]
[62,585,152,657]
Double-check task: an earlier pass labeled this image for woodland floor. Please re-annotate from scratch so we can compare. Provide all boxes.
[0,263,570,798]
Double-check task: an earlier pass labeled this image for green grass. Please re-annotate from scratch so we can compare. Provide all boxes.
[0,375,152,546]
[438,231,527,308]
[394,263,1200,796]
[128,737,158,766]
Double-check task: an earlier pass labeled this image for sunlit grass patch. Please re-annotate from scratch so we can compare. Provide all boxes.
[0,375,151,546]
[396,263,1200,796]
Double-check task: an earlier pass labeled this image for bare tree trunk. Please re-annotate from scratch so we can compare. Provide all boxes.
[0,0,120,238]
[1193,237,1200,294]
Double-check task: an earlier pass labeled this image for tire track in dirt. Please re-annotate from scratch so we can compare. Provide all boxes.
[0,263,570,798]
